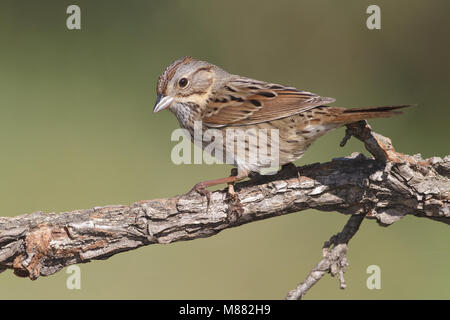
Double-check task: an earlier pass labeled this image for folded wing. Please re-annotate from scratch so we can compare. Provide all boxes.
[202,78,335,127]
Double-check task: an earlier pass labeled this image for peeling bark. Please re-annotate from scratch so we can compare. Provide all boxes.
[0,121,449,298]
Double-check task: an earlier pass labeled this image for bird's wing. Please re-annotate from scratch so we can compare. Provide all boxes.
[202,77,335,127]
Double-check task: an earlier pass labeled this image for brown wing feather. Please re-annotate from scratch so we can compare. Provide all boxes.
[202,79,335,127]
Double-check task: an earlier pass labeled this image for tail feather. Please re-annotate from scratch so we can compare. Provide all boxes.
[343,105,411,113]
[328,105,411,124]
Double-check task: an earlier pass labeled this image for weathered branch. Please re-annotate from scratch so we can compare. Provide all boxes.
[0,121,449,298]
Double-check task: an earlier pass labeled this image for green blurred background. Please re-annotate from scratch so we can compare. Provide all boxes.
[0,0,449,299]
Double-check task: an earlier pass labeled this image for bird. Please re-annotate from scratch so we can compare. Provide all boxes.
[153,56,408,198]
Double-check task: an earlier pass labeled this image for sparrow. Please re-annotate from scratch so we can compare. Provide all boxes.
[153,56,408,198]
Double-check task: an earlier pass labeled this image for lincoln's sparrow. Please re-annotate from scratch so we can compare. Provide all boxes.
[154,56,408,197]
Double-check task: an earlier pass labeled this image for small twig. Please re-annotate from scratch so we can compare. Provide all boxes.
[286,214,365,300]
[340,126,353,147]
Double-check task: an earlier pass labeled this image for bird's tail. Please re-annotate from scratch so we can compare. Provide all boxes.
[327,105,411,124]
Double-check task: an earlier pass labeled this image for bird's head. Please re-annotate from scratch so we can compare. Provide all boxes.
[153,56,217,113]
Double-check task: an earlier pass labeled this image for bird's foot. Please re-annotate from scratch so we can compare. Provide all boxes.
[226,182,240,204]
[225,171,243,223]
[280,163,301,179]
[189,182,212,212]
[248,171,262,180]
[225,184,243,224]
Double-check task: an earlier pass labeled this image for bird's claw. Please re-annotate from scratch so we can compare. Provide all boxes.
[189,183,212,212]
[225,183,243,223]
[280,163,301,179]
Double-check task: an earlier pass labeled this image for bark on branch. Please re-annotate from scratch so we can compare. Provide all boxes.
[0,121,449,298]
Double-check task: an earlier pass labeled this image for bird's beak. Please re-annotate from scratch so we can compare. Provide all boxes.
[153,94,174,113]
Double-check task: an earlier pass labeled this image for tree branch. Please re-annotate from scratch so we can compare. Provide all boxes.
[0,121,449,298]
[286,213,365,300]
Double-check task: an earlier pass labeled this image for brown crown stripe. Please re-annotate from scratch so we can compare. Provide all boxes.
[157,56,192,94]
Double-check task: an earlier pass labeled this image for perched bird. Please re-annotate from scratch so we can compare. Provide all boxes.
[154,56,408,197]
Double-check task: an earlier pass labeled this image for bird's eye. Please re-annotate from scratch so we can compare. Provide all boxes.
[178,78,188,88]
